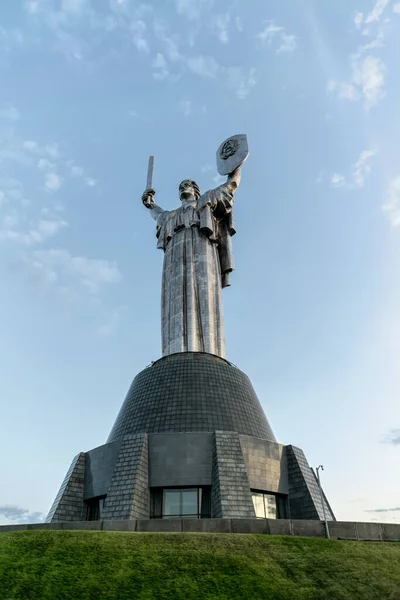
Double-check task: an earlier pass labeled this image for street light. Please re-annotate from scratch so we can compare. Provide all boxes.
[316,465,330,539]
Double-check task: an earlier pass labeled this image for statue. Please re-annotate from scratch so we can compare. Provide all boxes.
[142,135,248,359]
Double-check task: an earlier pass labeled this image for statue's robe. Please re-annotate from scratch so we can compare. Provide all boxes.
[154,184,236,358]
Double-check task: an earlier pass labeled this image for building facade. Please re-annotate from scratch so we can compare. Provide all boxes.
[46,352,334,523]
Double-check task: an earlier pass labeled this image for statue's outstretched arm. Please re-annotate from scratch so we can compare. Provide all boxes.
[141,189,165,221]
[225,166,242,195]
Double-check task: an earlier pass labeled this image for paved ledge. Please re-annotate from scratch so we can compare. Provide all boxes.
[1,519,399,541]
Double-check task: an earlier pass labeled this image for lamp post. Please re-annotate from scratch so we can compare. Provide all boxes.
[316,465,330,539]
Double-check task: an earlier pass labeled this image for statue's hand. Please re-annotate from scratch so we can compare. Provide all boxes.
[142,188,155,209]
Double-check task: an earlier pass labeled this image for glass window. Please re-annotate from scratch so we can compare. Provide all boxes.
[252,491,285,519]
[252,493,265,518]
[151,487,211,519]
[181,489,198,516]
[164,490,181,517]
[264,494,277,519]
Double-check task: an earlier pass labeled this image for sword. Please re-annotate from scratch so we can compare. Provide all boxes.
[146,155,154,190]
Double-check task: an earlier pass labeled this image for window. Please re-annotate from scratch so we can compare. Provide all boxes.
[151,487,211,519]
[251,491,287,519]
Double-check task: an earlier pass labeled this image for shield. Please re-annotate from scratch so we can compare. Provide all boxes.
[216,134,249,176]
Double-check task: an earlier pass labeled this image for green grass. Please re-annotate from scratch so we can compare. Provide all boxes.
[0,532,399,600]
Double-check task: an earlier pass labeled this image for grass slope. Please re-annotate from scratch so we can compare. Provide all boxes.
[0,531,399,600]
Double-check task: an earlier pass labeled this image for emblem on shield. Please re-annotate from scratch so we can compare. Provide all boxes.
[216,134,249,176]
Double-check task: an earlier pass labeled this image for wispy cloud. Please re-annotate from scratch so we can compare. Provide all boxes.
[277,33,297,53]
[328,54,386,109]
[382,428,400,444]
[0,104,114,312]
[185,54,257,99]
[25,249,121,295]
[172,0,212,20]
[331,173,346,188]
[0,103,20,121]
[382,178,400,226]
[19,0,153,62]
[212,13,230,44]
[44,172,62,192]
[186,54,219,78]
[0,505,44,524]
[330,150,376,190]
[366,506,400,513]
[394,3,400,12]
[235,16,243,32]
[256,21,297,53]
[329,5,388,110]
[353,150,376,187]
[131,19,149,54]
[179,100,192,117]
[365,0,391,24]
[152,53,169,80]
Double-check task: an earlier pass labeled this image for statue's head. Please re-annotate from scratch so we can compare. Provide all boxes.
[179,179,201,202]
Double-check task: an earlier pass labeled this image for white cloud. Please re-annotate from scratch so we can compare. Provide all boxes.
[0,216,68,246]
[364,0,390,23]
[354,12,364,28]
[212,13,230,44]
[257,22,283,44]
[37,218,68,237]
[235,16,243,32]
[180,100,192,117]
[0,505,44,524]
[152,53,169,80]
[173,0,212,20]
[0,103,20,121]
[330,150,376,190]
[277,33,297,53]
[23,140,38,151]
[186,54,219,79]
[66,161,97,186]
[352,55,386,109]
[227,67,257,100]
[44,143,60,159]
[61,0,88,14]
[257,21,297,53]
[29,249,121,294]
[328,54,386,109]
[382,176,400,226]
[25,0,47,15]
[185,55,257,99]
[131,19,149,54]
[394,3,400,12]
[327,80,359,101]
[353,150,376,187]
[331,173,345,188]
[44,172,62,192]
[38,158,56,170]
[70,164,84,177]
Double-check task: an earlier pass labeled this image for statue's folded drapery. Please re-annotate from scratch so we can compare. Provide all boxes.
[155,184,236,358]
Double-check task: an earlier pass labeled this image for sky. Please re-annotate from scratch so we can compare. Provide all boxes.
[0,0,400,526]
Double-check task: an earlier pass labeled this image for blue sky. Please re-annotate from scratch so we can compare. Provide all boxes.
[1,0,400,525]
